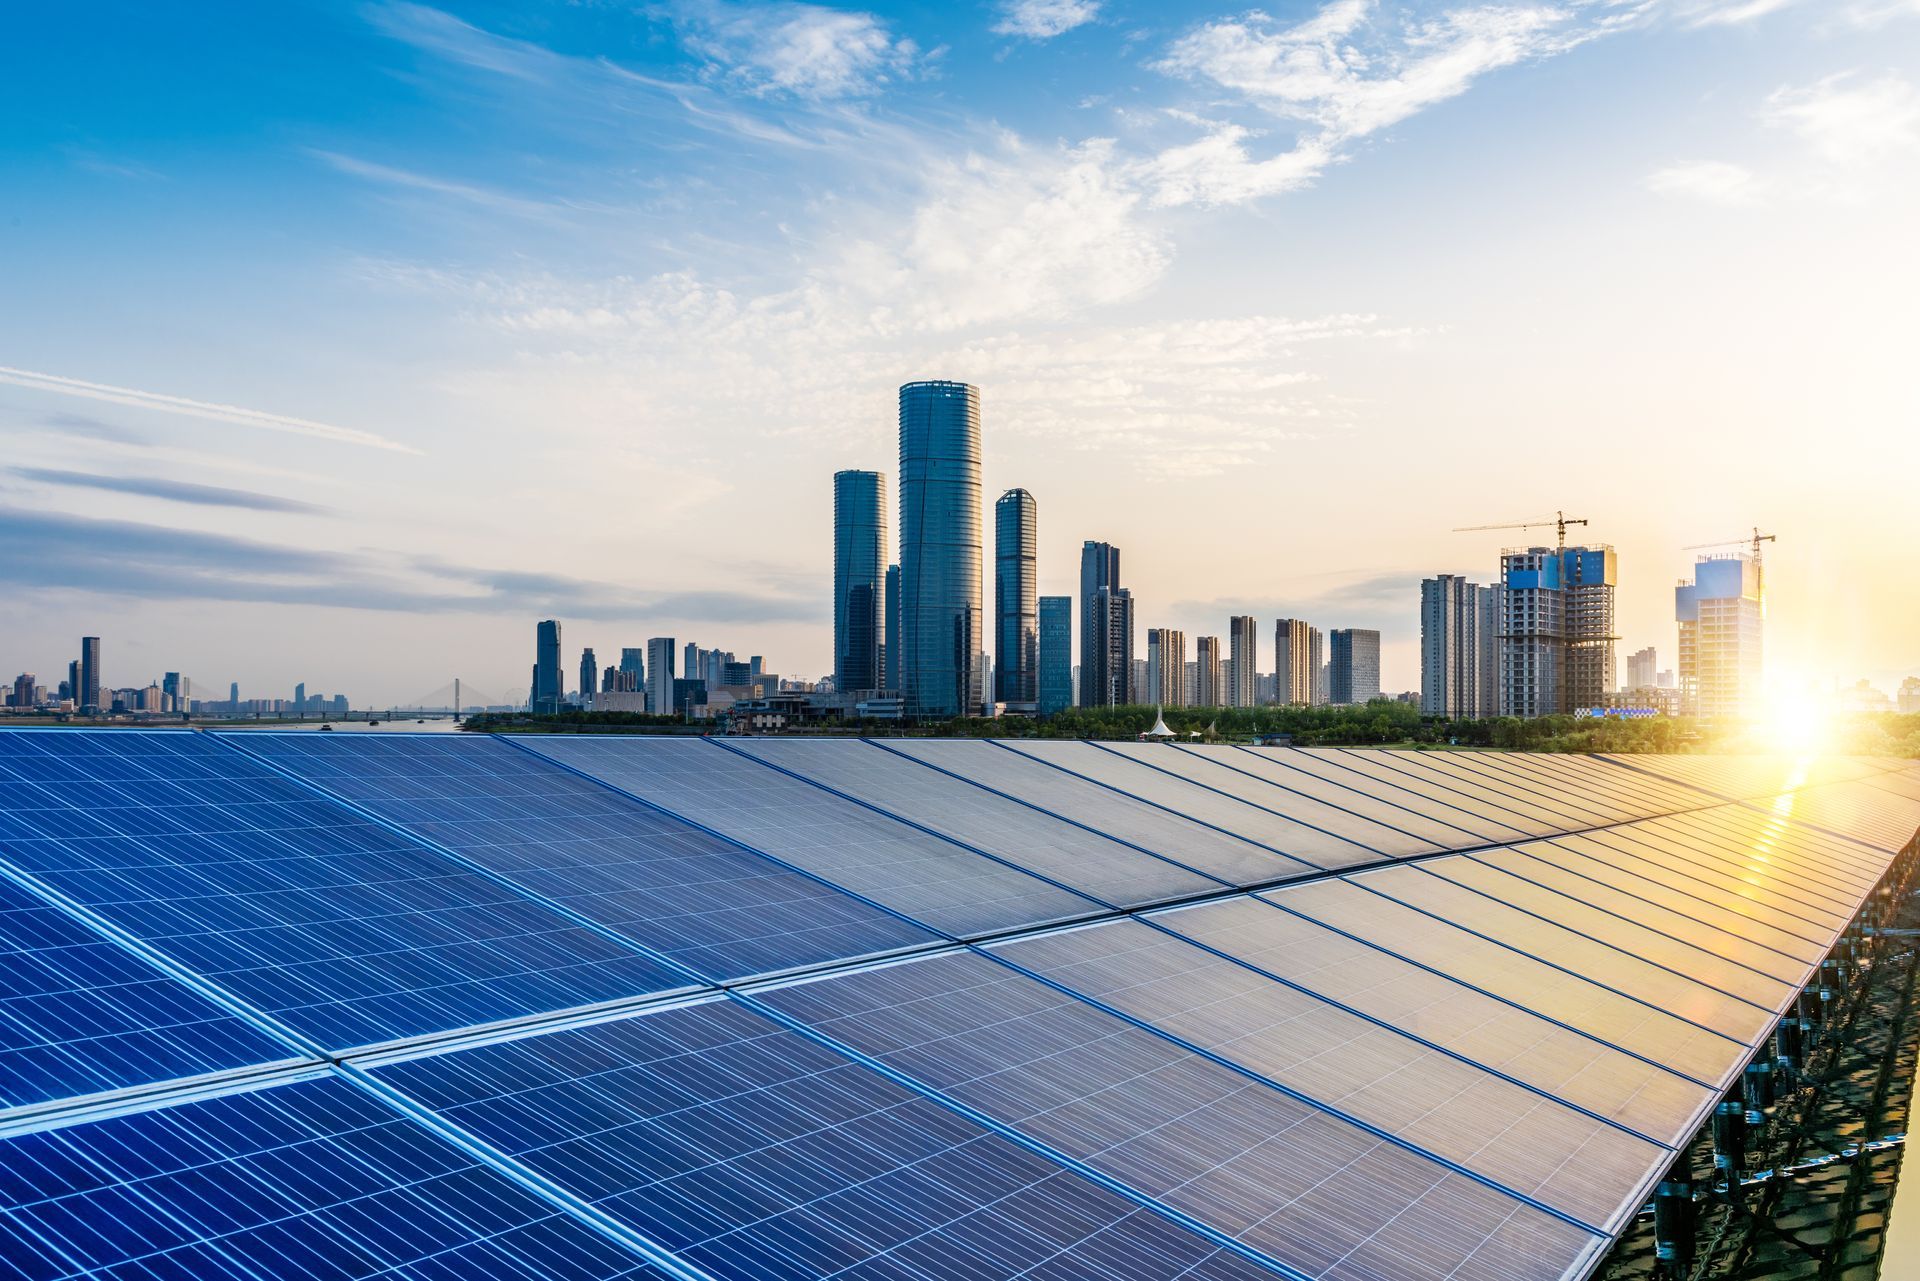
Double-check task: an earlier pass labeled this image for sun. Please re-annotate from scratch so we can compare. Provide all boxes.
[1758,669,1834,756]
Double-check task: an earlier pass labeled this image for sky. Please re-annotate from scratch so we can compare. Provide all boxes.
[3,0,1917,707]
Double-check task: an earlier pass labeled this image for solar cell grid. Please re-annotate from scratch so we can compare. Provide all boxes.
[723,738,1220,907]
[1560,828,1847,934]
[1342,754,1581,832]
[522,737,1102,938]
[1638,813,1874,908]
[1266,752,1534,843]
[229,733,938,982]
[0,1072,661,1281]
[1754,783,1920,854]
[997,741,1389,870]
[0,731,693,1051]
[758,950,1607,1281]
[988,918,1664,1230]
[1161,745,1484,849]
[1382,754,1622,828]
[1146,896,1713,1147]
[372,994,1276,1281]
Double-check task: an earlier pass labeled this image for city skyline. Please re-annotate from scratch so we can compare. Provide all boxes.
[5,2,1917,704]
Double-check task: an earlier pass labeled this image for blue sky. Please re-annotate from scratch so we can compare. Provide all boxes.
[4,0,1917,704]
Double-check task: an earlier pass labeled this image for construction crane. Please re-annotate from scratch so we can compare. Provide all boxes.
[1683,527,1777,591]
[1453,510,1589,550]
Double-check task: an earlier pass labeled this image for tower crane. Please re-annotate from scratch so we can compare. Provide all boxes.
[1683,527,1776,592]
[1453,510,1589,550]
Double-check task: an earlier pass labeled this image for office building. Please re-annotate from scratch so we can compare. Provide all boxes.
[1084,586,1134,708]
[994,489,1039,708]
[1078,541,1123,708]
[530,620,564,714]
[647,637,676,714]
[1227,615,1257,707]
[1626,646,1657,690]
[1500,545,1617,717]
[897,381,984,717]
[1676,553,1763,718]
[1329,629,1381,704]
[77,636,101,713]
[579,649,598,710]
[1193,635,1221,708]
[1038,596,1072,715]
[1420,575,1502,718]
[163,672,188,712]
[619,647,645,691]
[1274,619,1324,706]
[833,469,888,695]
[884,564,901,692]
[1146,628,1186,707]
[294,682,306,710]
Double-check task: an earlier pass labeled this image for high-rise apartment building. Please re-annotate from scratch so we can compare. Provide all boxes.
[1626,646,1657,690]
[1227,615,1258,707]
[1147,628,1187,707]
[994,489,1039,708]
[579,648,597,710]
[1084,586,1134,708]
[1078,541,1122,708]
[1676,554,1763,718]
[1193,636,1221,708]
[647,637,676,715]
[1328,629,1381,704]
[832,469,888,695]
[897,381,984,717]
[531,620,564,714]
[78,636,101,713]
[1419,575,1501,717]
[1273,619,1323,706]
[1500,545,1617,717]
[1038,596,1072,716]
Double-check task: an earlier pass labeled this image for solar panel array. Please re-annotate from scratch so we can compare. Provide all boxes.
[1,729,1915,1281]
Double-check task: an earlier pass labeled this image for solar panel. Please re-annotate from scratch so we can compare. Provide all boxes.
[723,738,1222,907]
[521,737,1102,938]
[0,731,694,1051]
[372,994,1278,1281]
[1560,828,1848,934]
[1198,747,1491,847]
[227,733,938,982]
[0,870,295,1109]
[1749,782,1920,854]
[1257,751,1535,844]
[1335,753,1583,833]
[758,950,1609,1281]
[1380,754,1623,828]
[999,741,1392,869]
[0,1072,660,1280]
[987,918,1665,1230]
[873,740,1315,887]
[1145,895,1714,1147]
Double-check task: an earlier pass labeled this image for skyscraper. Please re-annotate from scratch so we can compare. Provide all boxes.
[1626,646,1657,690]
[1227,615,1258,707]
[884,564,901,693]
[994,489,1039,709]
[897,380,984,718]
[1193,636,1221,708]
[1329,629,1381,704]
[1146,628,1186,707]
[78,636,101,714]
[1420,575,1502,717]
[1038,595,1072,715]
[647,637,676,715]
[833,469,888,695]
[1274,619,1324,706]
[1676,554,1763,717]
[1500,544,1617,716]
[1077,541,1122,708]
[532,620,564,714]
[619,647,645,691]
[579,648,597,710]
[1083,586,1133,708]
[162,672,187,712]
[229,680,239,708]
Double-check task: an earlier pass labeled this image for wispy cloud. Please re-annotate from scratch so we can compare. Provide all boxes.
[668,0,923,99]
[0,366,417,453]
[993,0,1102,39]
[11,468,329,514]
[1644,159,1765,204]
[312,150,586,221]
[1678,0,1800,26]
[1762,72,1920,167]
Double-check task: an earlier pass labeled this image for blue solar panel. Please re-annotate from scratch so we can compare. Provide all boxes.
[0,732,694,1051]
[757,951,1607,1281]
[228,733,939,982]
[372,995,1278,1281]
[0,1072,659,1280]
[0,871,294,1108]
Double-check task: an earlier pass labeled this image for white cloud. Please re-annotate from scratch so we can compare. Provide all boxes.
[992,0,1102,39]
[1139,124,1335,207]
[673,0,921,98]
[1643,159,1764,204]
[1679,0,1800,26]
[1762,73,1920,168]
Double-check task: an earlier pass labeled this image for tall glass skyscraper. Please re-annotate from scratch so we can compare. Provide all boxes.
[532,620,563,714]
[1038,596,1073,715]
[1078,541,1122,708]
[884,564,900,693]
[897,381,983,717]
[994,488,1038,708]
[833,469,888,695]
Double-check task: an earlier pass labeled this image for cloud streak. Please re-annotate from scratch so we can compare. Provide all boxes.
[11,468,330,514]
[0,366,417,453]
[993,0,1102,39]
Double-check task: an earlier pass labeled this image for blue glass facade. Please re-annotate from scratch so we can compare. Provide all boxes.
[532,619,562,714]
[898,381,983,717]
[833,469,887,694]
[995,488,1038,706]
[1039,594,1073,715]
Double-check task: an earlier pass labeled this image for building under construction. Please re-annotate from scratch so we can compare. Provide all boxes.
[1501,541,1620,716]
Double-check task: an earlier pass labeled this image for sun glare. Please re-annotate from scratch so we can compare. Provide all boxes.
[1759,671,1835,756]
